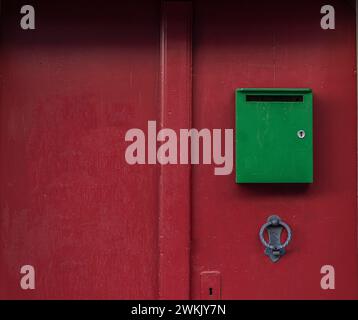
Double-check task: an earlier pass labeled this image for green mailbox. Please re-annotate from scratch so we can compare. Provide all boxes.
[236,88,313,183]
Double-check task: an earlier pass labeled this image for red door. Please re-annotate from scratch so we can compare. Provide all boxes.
[0,0,161,299]
[190,0,358,299]
[0,0,357,300]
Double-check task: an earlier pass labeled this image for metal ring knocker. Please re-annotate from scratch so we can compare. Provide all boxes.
[259,215,292,262]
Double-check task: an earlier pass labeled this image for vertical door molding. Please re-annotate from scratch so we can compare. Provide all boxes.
[159,1,193,299]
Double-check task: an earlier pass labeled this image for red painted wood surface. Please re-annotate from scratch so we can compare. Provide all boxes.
[200,271,221,300]
[0,0,161,299]
[0,0,358,300]
[191,0,358,299]
[159,2,192,300]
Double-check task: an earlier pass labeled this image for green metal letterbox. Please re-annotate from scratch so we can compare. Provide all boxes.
[235,88,313,183]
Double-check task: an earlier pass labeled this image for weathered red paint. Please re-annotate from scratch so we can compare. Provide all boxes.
[191,0,358,299]
[200,271,221,300]
[0,0,357,300]
[0,0,161,299]
[159,1,192,300]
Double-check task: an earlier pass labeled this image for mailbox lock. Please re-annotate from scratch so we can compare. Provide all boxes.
[297,130,306,139]
[259,215,292,262]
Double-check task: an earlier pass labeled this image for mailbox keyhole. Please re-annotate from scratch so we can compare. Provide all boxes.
[209,287,213,296]
[297,130,306,139]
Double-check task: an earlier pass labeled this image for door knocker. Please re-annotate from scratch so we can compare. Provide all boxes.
[259,215,292,262]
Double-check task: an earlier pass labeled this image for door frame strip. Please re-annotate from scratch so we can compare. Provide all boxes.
[158,1,193,300]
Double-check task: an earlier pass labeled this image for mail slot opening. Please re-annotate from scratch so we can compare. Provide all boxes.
[246,95,304,102]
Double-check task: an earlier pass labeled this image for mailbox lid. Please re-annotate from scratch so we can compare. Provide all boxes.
[236,88,313,183]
